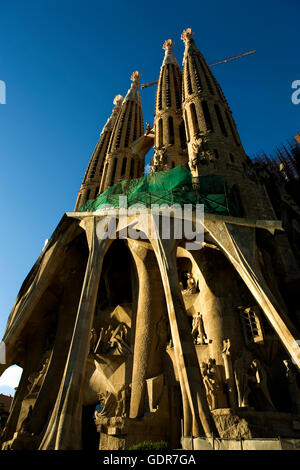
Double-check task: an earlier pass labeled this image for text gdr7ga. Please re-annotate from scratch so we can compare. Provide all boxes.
[147,454,196,465]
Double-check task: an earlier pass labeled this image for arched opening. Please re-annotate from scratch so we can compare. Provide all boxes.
[121,157,127,177]
[214,104,227,137]
[190,103,199,135]
[158,118,163,147]
[110,158,118,187]
[130,158,135,178]
[184,110,190,143]
[179,121,187,149]
[168,116,175,145]
[201,100,214,132]
[231,184,245,216]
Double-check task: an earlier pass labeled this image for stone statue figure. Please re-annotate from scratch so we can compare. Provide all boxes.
[115,385,131,418]
[185,273,196,294]
[156,315,169,350]
[234,351,252,408]
[145,122,152,135]
[94,323,130,355]
[108,324,131,355]
[27,355,50,395]
[283,359,300,413]
[89,327,98,353]
[191,312,207,345]
[250,359,275,410]
[96,391,117,418]
[200,360,220,410]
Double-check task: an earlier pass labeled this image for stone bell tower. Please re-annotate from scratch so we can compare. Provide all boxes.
[152,39,188,172]
[1,28,300,452]
[99,71,144,193]
[75,94,124,210]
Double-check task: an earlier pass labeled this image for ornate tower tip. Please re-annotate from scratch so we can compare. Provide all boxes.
[113,94,123,106]
[181,28,194,44]
[163,39,174,50]
[131,71,141,84]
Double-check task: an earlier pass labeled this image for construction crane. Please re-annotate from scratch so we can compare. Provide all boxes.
[140,49,256,89]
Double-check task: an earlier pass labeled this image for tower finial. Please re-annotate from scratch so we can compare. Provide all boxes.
[113,94,124,107]
[181,28,194,45]
[162,39,178,66]
[131,71,141,88]
[163,39,174,51]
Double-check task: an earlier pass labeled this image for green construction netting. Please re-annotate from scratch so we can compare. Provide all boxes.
[79,165,240,216]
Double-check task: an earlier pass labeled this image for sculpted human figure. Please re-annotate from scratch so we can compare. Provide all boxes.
[185,272,196,294]
[250,359,275,410]
[191,312,207,345]
[96,391,117,418]
[200,361,219,410]
[108,323,131,355]
[89,327,98,353]
[234,352,252,407]
[145,122,152,135]
[27,356,50,395]
[283,359,300,413]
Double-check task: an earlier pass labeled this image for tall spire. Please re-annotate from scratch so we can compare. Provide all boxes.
[151,39,187,173]
[181,27,247,181]
[99,71,144,193]
[74,94,123,210]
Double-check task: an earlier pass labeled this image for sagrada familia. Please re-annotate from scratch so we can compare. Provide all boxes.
[1,28,300,450]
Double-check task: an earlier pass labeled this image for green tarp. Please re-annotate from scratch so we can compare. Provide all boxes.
[79,165,240,216]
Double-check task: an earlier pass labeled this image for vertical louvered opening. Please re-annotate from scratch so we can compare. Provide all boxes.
[179,120,187,149]
[158,118,163,147]
[168,116,174,145]
[187,59,193,95]
[124,101,133,148]
[165,65,171,107]
[190,102,199,135]
[130,158,135,178]
[226,112,240,146]
[184,109,190,142]
[214,104,228,137]
[201,100,214,132]
[191,55,203,92]
[110,158,118,186]
[121,157,127,176]
[174,67,181,109]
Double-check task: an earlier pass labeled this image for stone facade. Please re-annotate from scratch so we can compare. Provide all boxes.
[1,29,300,451]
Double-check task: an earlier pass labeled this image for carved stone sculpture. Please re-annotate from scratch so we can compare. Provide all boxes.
[250,359,275,410]
[200,360,220,410]
[96,391,117,418]
[283,359,300,413]
[234,352,252,408]
[191,312,207,345]
[145,122,152,135]
[184,272,196,294]
[27,356,50,396]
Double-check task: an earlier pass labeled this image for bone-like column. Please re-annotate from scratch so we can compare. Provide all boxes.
[25,246,87,436]
[128,240,167,418]
[136,214,214,438]
[39,216,112,450]
[206,220,300,369]
[3,218,78,362]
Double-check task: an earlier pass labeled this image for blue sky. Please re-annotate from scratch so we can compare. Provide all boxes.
[0,0,299,392]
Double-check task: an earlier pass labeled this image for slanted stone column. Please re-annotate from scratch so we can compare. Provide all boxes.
[25,245,87,437]
[205,220,300,369]
[128,240,167,418]
[39,216,113,449]
[135,213,214,438]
